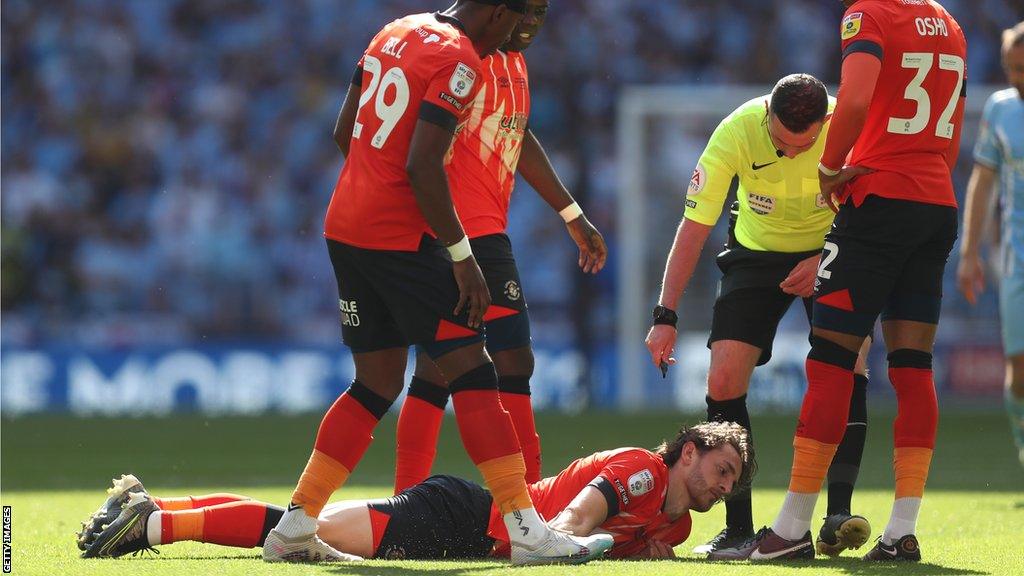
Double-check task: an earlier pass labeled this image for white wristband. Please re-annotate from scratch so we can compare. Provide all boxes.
[446,235,472,262]
[818,162,841,177]
[559,201,583,223]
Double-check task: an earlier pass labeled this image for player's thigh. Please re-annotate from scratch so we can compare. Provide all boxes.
[880,203,958,338]
[412,348,447,385]
[812,197,914,340]
[326,239,407,353]
[318,500,374,559]
[352,348,410,400]
[709,286,794,367]
[366,475,495,560]
[1000,268,1024,360]
[707,339,762,400]
[357,235,484,360]
[474,234,532,355]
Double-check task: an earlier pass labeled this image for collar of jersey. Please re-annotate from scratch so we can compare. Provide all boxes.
[434,12,468,34]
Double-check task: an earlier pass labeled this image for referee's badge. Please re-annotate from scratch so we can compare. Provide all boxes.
[688,164,706,196]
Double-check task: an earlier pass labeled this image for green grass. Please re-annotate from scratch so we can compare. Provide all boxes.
[2,412,1023,575]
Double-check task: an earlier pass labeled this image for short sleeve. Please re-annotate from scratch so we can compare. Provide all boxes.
[419,55,481,132]
[586,450,665,520]
[973,96,1003,170]
[684,119,740,226]
[840,8,884,61]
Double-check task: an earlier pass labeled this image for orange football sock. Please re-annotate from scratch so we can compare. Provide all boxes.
[152,494,251,510]
[499,377,542,483]
[394,377,448,494]
[789,436,839,494]
[292,382,393,518]
[161,501,280,548]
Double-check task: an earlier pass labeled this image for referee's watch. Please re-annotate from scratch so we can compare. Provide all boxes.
[652,305,678,328]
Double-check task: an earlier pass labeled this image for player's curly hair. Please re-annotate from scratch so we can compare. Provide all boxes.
[655,421,756,497]
[770,73,829,134]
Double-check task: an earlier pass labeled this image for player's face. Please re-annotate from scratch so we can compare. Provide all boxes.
[767,112,824,159]
[1004,43,1024,99]
[479,5,525,57]
[687,445,742,513]
[503,0,549,52]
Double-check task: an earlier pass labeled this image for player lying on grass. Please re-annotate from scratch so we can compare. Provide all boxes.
[78,421,753,562]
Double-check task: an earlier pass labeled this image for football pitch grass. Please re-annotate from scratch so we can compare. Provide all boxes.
[3,411,1023,576]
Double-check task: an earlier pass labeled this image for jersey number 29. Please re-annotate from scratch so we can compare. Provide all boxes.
[887,52,964,139]
[355,55,410,149]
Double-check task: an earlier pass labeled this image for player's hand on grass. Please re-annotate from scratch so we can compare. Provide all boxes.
[819,165,874,213]
[956,253,986,305]
[640,539,676,559]
[566,215,607,274]
[645,324,677,369]
[780,253,821,298]
[452,257,491,328]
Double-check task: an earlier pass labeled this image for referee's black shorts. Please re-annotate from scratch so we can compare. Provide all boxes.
[709,245,819,366]
[368,475,495,560]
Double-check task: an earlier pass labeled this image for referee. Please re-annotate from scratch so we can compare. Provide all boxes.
[645,74,871,557]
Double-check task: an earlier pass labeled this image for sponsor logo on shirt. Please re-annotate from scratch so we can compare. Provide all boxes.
[438,92,464,111]
[627,469,655,497]
[747,192,775,215]
[450,62,476,98]
[841,12,862,40]
[688,164,707,196]
[613,478,630,506]
[686,199,697,210]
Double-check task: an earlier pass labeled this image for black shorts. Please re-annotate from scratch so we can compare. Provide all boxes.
[812,196,958,337]
[709,246,819,366]
[327,236,483,357]
[467,233,531,352]
[368,475,495,560]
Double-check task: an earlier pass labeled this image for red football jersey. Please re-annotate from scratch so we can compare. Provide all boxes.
[840,0,967,207]
[446,50,531,238]
[486,448,693,559]
[324,13,483,251]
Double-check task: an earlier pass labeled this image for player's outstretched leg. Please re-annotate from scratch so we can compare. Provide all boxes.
[266,352,401,563]
[82,492,160,558]
[863,348,937,562]
[817,372,871,556]
[434,345,612,565]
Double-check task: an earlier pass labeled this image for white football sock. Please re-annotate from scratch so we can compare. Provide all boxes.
[772,491,818,541]
[503,507,548,547]
[882,497,921,545]
[147,511,163,546]
[274,506,319,539]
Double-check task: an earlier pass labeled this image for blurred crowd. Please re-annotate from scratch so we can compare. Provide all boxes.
[2,0,1020,347]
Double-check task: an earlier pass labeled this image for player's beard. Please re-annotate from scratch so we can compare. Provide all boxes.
[686,467,722,513]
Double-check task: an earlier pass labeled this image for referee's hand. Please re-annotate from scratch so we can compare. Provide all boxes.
[645,324,677,369]
[780,254,821,298]
[452,257,491,328]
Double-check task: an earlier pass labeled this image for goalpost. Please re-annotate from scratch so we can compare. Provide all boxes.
[615,84,1001,410]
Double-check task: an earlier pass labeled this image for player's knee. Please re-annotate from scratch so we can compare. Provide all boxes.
[492,346,534,379]
[706,370,748,400]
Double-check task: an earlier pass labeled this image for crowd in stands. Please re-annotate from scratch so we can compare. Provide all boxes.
[2,0,1019,348]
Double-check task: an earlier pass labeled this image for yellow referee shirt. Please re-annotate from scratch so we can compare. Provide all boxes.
[684,95,836,253]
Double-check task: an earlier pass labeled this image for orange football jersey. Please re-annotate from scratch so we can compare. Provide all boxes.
[486,448,693,559]
[446,50,531,238]
[325,13,482,250]
[839,0,967,207]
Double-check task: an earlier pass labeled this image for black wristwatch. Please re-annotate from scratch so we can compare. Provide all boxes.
[652,305,678,328]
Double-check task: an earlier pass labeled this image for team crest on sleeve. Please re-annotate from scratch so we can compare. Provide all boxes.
[688,164,707,196]
[450,62,476,98]
[841,12,862,40]
[627,469,655,497]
